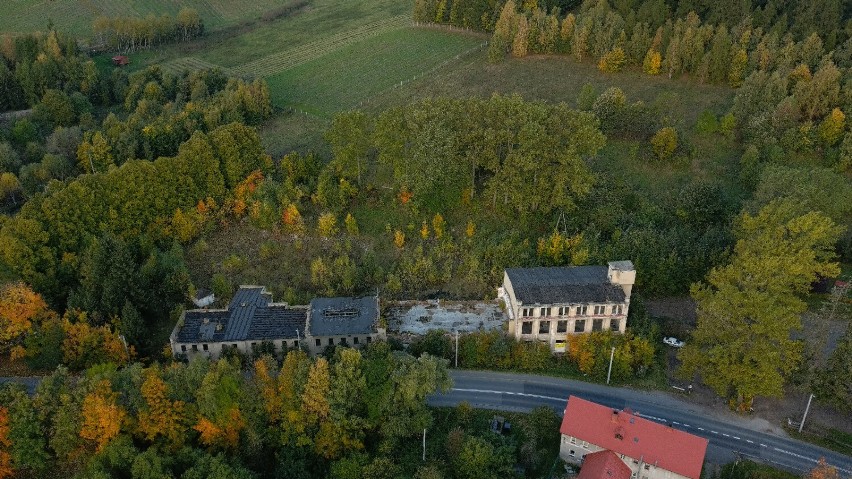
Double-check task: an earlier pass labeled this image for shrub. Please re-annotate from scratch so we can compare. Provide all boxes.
[650,127,678,161]
[598,48,626,73]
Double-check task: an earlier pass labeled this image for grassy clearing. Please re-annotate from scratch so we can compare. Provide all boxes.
[0,0,290,37]
[193,0,412,68]
[234,14,410,77]
[265,27,485,115]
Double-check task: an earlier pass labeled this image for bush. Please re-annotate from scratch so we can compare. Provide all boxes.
[598,48,626,73]
[650,127,678,161]
[695,111,719,134]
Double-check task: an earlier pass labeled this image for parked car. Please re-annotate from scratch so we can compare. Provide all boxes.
[663,337,685,348]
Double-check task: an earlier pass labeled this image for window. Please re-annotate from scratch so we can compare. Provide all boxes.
[294,340,299,347]
[574,320,586,333]
[613,304,623,315]
[366,336,372,343]
[592,319,603,331]
[328,338,333,346]
[540,307,551,317]
[557,320,567,333]
[558,306,569,316]
[644,465,650,470]
[570,437,576,444]
[522,307,534,317]
[251,342,257,348]
[521,321,533,334]
[594,305,605,315]
[191,344,198,352]
[202,344,208,351]
[611,320,620,332]
[181,345,187,352]
[315,338,321,346]
[569,450,575,457]
[581,441,588,447]
[539,321,550,334]
[340,337,348,346]
[353,336,359,344]
[232,343,238,349]
[575,305,587,316]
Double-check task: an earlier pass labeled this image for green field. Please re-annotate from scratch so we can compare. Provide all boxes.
[265,27,485,115]
[0,0,295,36]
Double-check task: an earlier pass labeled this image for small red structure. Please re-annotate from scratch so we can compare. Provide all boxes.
[112,55,130,67]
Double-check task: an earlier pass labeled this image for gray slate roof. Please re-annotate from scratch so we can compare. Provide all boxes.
[308,296,379,336]
[176,287,307,344]
[505,266,626,305]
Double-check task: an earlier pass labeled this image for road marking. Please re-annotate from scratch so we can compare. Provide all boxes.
[733,436,740,440]
[746,439,753,444]
[682,423,690,427]
[722,433,730,437]
[773,448,819,463]
[711,431,718,434]
[672,421,680,425]
[760,444,767,447]
[697,427,705,431]
[451,388,565,402]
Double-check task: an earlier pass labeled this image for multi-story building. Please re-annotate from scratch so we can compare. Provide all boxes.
[499,261,635,352]
[170,286,384,359]
[560,396,707,479]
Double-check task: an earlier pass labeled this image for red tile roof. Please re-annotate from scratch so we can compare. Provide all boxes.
[578,450,632,479]
[560,396,708,479]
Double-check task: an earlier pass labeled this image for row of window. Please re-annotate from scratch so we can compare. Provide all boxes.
[521,318,621,335]
[180,335,373,353]
[521,304,624,318]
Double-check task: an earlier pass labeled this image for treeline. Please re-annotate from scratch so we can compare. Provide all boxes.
[0,345,452,479]
[416,0,851,50]
[0,30,93,110]
[409,329,656,381]
[93,8,204,53]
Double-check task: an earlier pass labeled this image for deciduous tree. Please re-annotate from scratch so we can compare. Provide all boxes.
[679,200,842,410]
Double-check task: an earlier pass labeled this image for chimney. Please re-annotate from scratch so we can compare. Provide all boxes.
[608,261,636,298]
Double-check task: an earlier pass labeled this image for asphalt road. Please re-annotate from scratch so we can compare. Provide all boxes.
[428,370,852,475]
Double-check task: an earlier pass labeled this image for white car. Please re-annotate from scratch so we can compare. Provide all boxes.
[663,337,685,348]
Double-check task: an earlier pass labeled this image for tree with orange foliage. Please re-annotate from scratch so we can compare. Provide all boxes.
[807,458,840,479]
[0,282,56,355]
[137,367,186,448]
[0,407,13,479]
[61,311,131,370]
[79,380,126,452]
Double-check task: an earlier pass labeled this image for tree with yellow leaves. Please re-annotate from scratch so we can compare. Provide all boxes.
[394,230,406,249]
[281,203,306,235]
[137,367,186,448]
[80,380,126,452]
[818,108,845,146]
[0,282,55,356]
[643,49,661,75]
[432,213,445,239]
[302,358,330,426]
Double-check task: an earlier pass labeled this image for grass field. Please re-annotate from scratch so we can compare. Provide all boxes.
[265,27,485,116]
[0,0,295,36]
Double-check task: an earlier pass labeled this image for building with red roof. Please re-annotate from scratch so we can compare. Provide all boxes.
[577,451,632,479]
[560,396,708,479]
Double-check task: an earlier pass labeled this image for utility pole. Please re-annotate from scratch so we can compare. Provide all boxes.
[606,346,615,384]
[422,428,426,461]
[799,393,814,433]
[454,330,459,368]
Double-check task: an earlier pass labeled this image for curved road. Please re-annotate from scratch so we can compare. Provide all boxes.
[428,370,852,475]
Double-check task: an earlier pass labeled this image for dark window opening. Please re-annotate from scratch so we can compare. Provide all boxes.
[592,319,603,331]
[202,344,208,351]
[521,321,532,334]
[574,320,586,333]
[538,321,550,334]
[315,338,321,346]
[181,345,186,352]
[354,337,359,344]
[557,320,567,333]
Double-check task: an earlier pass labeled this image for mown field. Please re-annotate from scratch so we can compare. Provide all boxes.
[265,27,485,116]
[0,0,293,36]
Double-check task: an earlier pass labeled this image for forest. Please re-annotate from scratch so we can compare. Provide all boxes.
[0,0,851,476]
